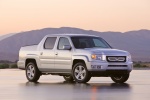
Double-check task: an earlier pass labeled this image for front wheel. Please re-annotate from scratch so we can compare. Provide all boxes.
[72,62,91,83]
[111,74,130,83]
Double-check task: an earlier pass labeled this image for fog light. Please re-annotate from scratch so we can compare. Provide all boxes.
[91,65,101,69]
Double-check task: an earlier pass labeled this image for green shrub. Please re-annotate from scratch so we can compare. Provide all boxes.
[0,63,9,69]
[10,63,18,68]
[134,63,141,68]
[133,63,149,68]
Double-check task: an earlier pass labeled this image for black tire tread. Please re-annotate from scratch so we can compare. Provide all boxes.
[111,74,129,83]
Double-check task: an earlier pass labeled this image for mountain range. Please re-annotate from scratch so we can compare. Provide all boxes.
[0,27,150,62]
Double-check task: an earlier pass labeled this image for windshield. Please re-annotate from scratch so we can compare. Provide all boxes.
[71,36,111,49]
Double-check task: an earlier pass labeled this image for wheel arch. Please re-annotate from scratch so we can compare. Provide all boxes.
[72,55,89,68]
[24,54,41,69]
[25,58,37,67]
[72,59,86,68]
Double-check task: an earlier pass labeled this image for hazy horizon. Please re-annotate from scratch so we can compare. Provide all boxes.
[0,0,150,34]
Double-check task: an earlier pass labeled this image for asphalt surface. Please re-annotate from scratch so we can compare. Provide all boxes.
[0,69,150,100]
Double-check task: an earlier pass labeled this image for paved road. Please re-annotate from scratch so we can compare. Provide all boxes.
[0,69,150,100]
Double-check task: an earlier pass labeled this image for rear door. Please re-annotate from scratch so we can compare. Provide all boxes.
[39,37,57,71]
[54,37,72,72]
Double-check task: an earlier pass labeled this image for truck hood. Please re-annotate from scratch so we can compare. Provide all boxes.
[84,48,129,55]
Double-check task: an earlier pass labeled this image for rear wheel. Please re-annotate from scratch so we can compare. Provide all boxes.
[111,74,129,83]
[63,75,74,82]
[26,62,41,82]
[72,62,91,83]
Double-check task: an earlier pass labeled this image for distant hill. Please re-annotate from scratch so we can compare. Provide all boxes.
[0,33,16,41]
[0,27,150,62]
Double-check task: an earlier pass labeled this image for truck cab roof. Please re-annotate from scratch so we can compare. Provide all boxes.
[45,34,99,37]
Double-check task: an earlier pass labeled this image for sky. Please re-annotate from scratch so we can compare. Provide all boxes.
[0,0,150,34]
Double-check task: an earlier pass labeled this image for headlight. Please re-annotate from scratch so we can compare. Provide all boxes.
[91,54,106,61]
[127,54,132,62]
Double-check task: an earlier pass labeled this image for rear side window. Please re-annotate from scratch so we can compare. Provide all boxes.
[44,37,56,49]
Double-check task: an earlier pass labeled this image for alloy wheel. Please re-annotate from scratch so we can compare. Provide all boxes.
[27,65,35,79]
[74,65,86,80]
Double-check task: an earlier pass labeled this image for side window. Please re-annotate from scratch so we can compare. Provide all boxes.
[44,37,57,49]
[58,37,70,50]
[93,38,106,47]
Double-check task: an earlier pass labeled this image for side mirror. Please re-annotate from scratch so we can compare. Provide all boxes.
[63,45,71,50]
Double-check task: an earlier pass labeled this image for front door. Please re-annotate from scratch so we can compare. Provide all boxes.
[55,37,72,72]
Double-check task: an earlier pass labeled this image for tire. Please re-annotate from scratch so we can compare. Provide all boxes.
[63,75,74,82]
[25,62,41,82]
[72,62,91,83]
[111,74,129,83]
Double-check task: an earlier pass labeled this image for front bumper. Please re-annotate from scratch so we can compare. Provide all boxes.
[86,61,133,72]
[17,60,25,70]
[89,70,130,77]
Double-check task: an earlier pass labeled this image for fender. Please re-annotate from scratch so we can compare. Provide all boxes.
[25,54,42,68]
[72,55,90,64]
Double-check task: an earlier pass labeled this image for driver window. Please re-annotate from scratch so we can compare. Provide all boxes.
[58,37,70,50]
[93,38,106,47]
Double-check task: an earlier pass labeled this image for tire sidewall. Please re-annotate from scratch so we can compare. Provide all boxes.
[25,62,40,82]
[72,62,91,83]
[111,74,129,83]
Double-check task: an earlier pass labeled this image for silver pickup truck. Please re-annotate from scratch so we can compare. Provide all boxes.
[18,34,133,83]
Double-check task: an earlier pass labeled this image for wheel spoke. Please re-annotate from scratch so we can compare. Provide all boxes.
[81,69,86,74]
[31,72,34,77]
[31,67,34,72]
[78,66,82,72]
[27,70,30,74]
[29,73,32,78]
[80,74,84,79]
[29,65,32,70]
[75,69,79,73]
[76,73,81,79]
[114,76,122,80]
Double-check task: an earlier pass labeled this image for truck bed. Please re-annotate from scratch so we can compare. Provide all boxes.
[20,45,38,51]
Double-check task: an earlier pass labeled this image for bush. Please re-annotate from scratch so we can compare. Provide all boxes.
[0,63,9,69]
[142,65,148,68]
[133,63,149,68]
[10,63,18,68]
[134,63,141,68]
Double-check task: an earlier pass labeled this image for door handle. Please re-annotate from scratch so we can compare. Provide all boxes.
[40,52,43,55]
[55,53,58,55]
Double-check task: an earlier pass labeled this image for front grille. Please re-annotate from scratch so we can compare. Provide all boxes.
[107,56,126,62]
[108,65,127,67]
